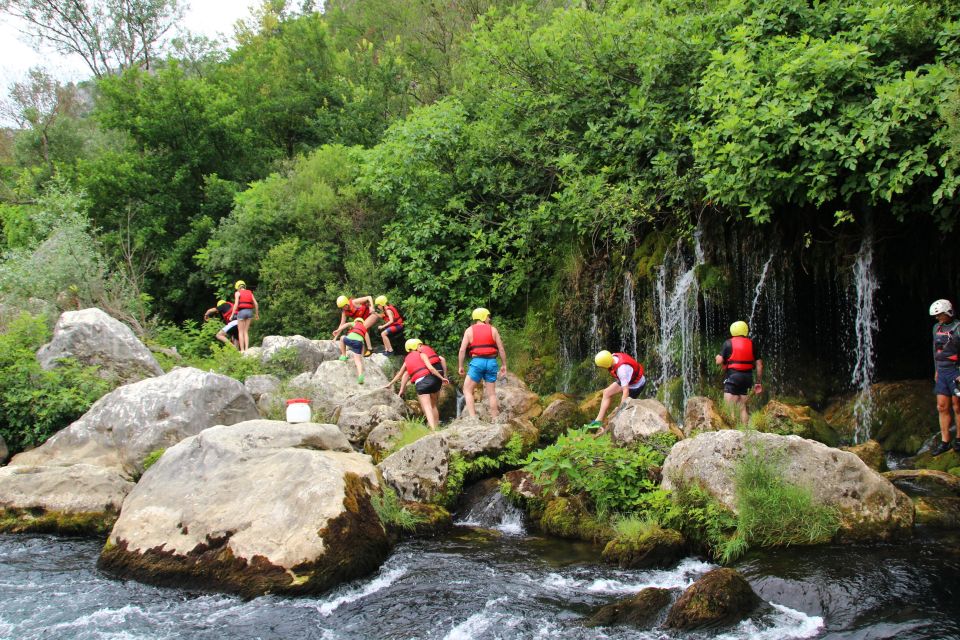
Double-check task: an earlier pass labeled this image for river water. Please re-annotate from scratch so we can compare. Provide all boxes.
[2,523,958,640]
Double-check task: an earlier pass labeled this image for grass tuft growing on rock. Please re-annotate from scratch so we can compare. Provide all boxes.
[387,419,432,456]
[371,486,424,532]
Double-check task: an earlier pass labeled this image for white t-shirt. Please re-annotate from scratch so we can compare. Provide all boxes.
[615,361,645,389]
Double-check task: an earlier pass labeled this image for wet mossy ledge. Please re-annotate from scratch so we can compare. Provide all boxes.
[0,507,117,536]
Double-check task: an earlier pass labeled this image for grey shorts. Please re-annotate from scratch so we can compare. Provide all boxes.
[237,308,254,320]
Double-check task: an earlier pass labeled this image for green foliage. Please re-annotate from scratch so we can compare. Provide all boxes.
[141,448,165,471]
[524,427,664,517]
[387,419,433,456]
[0,314,113,454]
[371,485,425,532]
[661,483,739,563]
[612,514,662,542]
[436,432,527,507]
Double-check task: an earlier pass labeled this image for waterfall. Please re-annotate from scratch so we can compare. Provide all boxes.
[748,254,774,329]
[654,232,703,410]
[455,487,526,535]
[587,282,602,356]
[851,231,879,443]
[621,272,638,356]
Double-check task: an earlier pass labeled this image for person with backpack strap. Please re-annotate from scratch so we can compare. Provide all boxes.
[714,320,763,425]
[929,299,960,456]
[375,295,404,355]
[589,350,647,433]
[457,307,508,419]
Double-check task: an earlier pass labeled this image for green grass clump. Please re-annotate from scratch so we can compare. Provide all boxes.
[612,515,663,541]
[141,448,165,471]
[371,486,424,532]
[387,419,432,456]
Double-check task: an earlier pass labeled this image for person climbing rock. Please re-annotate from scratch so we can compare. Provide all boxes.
[384,338,448,429]
[335,317,369,384]
[929,299,960,456]
[590,350,646,432]
[230,280,259,352]
[375,295,404,355]
[332,295,378,356]
[457,307,507,419]
[715,320,763,425]
[203,299,239,348]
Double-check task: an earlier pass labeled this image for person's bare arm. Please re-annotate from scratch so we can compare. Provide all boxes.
[421,352,448,382]
[231,292,241,319]
[753,359,764,393]
[458,328,471,375]
[252,294,259,320]
[203,307,218,321]
[493,327,508,377]
[397,371,411,396]
[332,311,348,337]
[715,354,724,366]
[384,367,405,388]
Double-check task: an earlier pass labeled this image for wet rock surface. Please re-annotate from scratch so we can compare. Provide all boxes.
[665,568,762,630]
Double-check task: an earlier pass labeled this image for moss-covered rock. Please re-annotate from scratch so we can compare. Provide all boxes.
[824,381,936,453]
[601,527,686,569]
[908,447,960,473]
[536,397,587,443]
[0,507,117,536]
[754,400,838,446]
[539,495,612,543]
[841,439,885,471]
[401,502,453,537]
[585,587,673,628]
[578,390,604,421]
[664,568,762,630]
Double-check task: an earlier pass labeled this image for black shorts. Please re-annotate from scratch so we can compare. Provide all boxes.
[343,338,364,355]
[724,370,753,396]
[415,374,442,395]
[628,384,644,399]
[384,324,404,336]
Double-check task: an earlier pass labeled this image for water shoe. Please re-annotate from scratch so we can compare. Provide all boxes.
[931,440,952,457]
[357,374,365,385]
[338,355,348,362]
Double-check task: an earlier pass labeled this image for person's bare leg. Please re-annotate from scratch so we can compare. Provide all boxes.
[363,315,378,352]
[938,395,952,441]
[723,392,741,424]
[738,396,749,425]
[239,319,251,351]
[429,392,441,426]
[382,331,393,352]
[215,332,229,346]
[352,353,363,378]
[419,394,437,429]
[486,382,499,419]
[463,376,478,417]
[594,383,621,423]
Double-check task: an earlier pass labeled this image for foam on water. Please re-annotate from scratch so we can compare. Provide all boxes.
[443,596,513,640]
[316,565,408,616]
[454,490,526,536]
[541,557,715,596]
[714,603,823,640]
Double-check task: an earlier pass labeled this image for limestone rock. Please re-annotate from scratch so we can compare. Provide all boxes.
[609,399,683,446]
[260,335,328,373]
[443,415,537,459]
[37,308,162,383]
[579,390,604,420]
[665,568,762,630]
[98,420,384,597]
[339,403,405,446]
[311,359,391,402]
[475,371,542,421]
[244,374,281,403]
[241,346,263,359]
[311,339,343,361]
[537,397,586,442]
[824,380,936,452]
[585,587,673,628]
[0,464,133,534]
[662,430,913,542]
[10,367,259,477]
[364,420,406,463]
[913,497,960,528]
[601,527,686,569]
[378,433,451,502]
[683,396,730,436]
[842,439,884,471]
[538,495,611,543]
[757,400,838,446]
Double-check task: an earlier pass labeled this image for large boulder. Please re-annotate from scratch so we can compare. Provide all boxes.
[9,367,259,477]
[608,399,684,446]
[683,396,730,436]
[664,568,762,630]
[662,430,913,542]
[841,439,884,471]
[244,374,281,404]
[756,400,838,446]
[0,464,133,534]
[364,420,407,463]
[97,420,389,597]
[442,415,538,459]
[884,469,960,529]
[37,308,163,383]
[601,526,686,569]
[260,335,328,374]
[337,388,407,445]
[378,433,451,502]
[824,381,936,453]
[536,396,586,442]
[311,358,392,402]
[475,371,542,422]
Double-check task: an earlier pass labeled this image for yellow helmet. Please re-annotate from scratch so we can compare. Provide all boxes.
[405,338,423,352]
[472,307,490,321]
[594,350,614,368]
[730,321,749,337]
[375,295,388,306]
[217,299,228,307]
[234,280,246,290]
[336,295,349,308]
[353,317,365,324]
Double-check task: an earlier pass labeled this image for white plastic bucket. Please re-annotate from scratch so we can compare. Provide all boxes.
[286,398,312,423]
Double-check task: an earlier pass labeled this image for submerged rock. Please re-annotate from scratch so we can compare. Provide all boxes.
[664,568,762,630]
[585,587,673,628]
[37,308,163,383]
[98,420,388,598]
[608,399,683,446]
[662,430,913,543]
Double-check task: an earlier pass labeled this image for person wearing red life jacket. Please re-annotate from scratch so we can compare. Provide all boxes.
[375,295,404,355]
[333,317,370,384]
[203,298,239,348]
[590,350,647,432]
[714,320,764,424]
[230,280,259,352]
[457,307,508,419]
[384,338,449,429]
[929,299,960,456]
[333,295,379,357]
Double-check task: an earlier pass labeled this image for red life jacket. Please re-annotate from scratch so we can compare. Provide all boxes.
[236,289,255,310]
[217,302,234,322]
[420,344,441,366]
[347,300,370,320]
[725,336,755,371]
[468,323,498,357]
[384,304,404,326]
[608,353,644,385]
[404,351,431,383]
[348,322,367,338]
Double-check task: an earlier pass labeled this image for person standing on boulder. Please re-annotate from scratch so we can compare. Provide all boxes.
[335,317,369,384]
[715,320,763,425]
[332,295,378,356]
[230,281,259,352]
[384,338,449,429]
[929,299,960,456]
[458,307,508,420]
[375,295,404,355]
[203,299,239,349]
[590,350,646,433]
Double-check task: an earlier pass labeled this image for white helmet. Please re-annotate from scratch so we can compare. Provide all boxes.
[929,299,954,317]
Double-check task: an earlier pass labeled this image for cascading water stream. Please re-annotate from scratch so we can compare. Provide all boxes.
[748,254,774,329]
[851,230,879,443]
[587,282,602,357]
[621,272,638,356]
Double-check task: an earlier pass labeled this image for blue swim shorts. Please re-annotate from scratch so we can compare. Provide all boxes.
[934,367,959,396]
[467,357,499,383]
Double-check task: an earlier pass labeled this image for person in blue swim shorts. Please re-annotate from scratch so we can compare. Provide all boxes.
[457,307,508,420]
[929,299,960,456]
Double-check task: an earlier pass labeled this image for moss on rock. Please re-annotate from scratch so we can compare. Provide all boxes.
[539,495,612,544]
[824,381,936,452]
[585,587,673,628]
[754,400,838,446]
[0,507,117,536]
[664,568,762,630]
[841,440,885,471]
[601,527,686,569]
